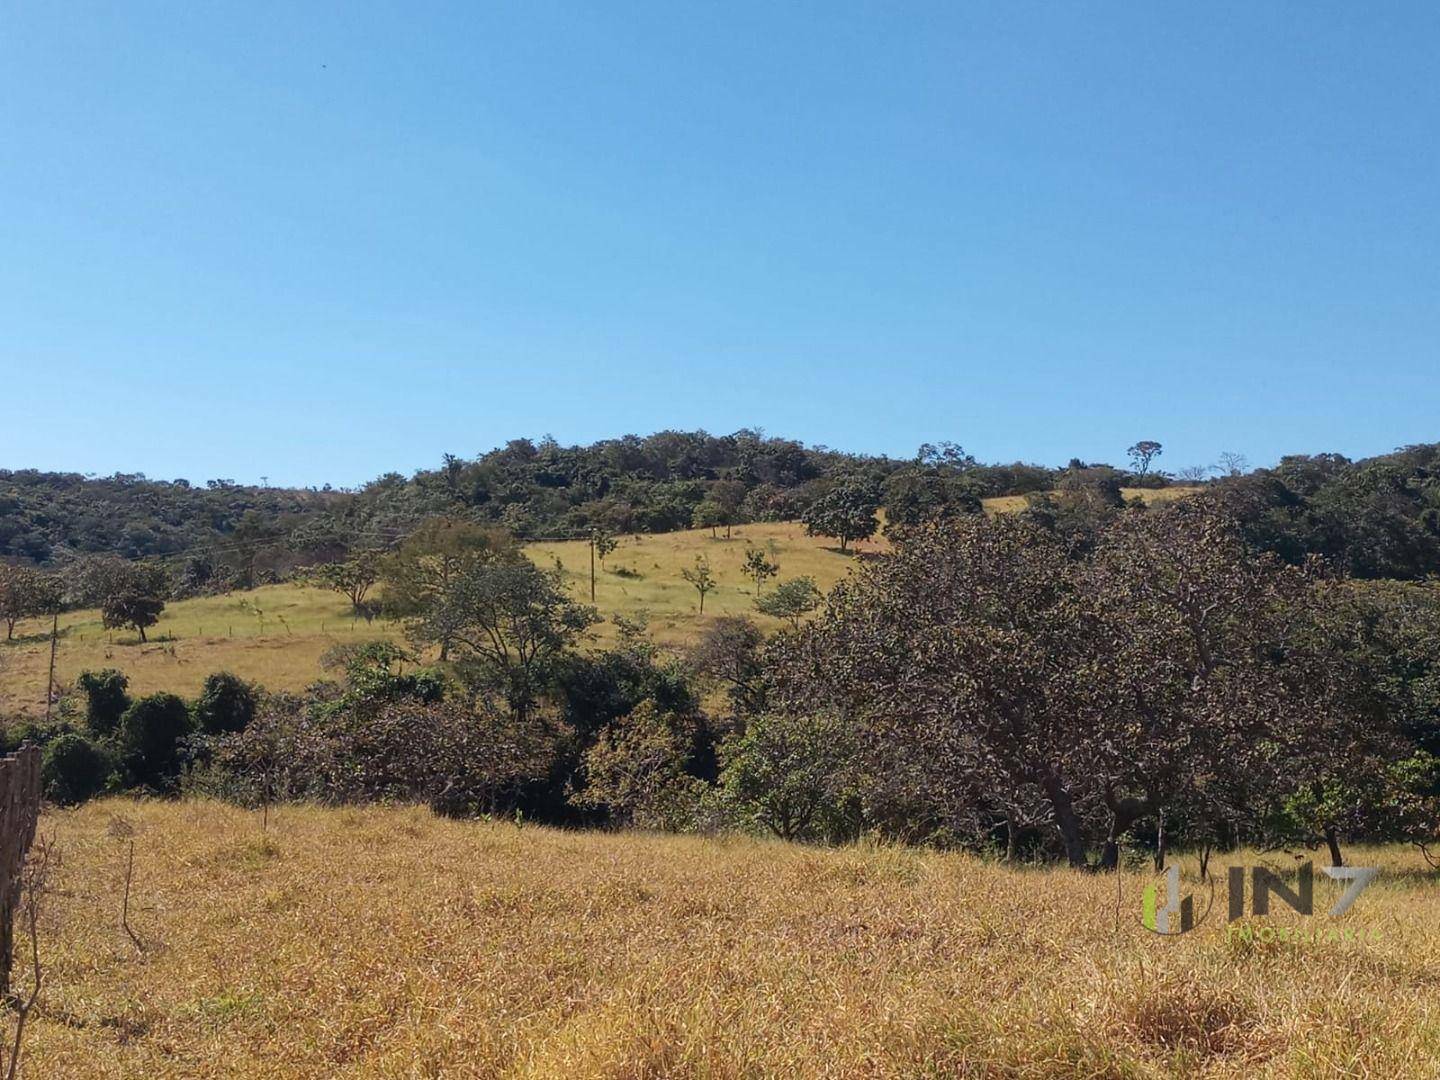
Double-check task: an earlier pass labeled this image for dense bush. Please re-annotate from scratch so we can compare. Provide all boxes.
[42,732,114,804]
[719,712,862,841]
[205,696,557,817]
[76,668,131,737]
[192,671,256,735]
[118,693,195,790]
[573,702,717,831]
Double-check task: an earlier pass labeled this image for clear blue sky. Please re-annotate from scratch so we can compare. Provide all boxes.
[4,3,1437,488]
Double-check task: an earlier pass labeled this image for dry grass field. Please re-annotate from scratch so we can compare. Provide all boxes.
[0,584,376,719]
[14,798,1440,1078]
[0,489,1199,717]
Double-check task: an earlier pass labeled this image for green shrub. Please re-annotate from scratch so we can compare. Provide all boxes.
[76,668,132,737]
[118,692,195,791]
[720,712,861,842]
[42,732,113,804]
[193,672,256,735]
[1,718,68,753]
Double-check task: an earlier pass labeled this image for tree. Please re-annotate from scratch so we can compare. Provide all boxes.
[708,479,748,539]
[691,500,725,538]
[0,564,60,640]
[406,559,598,719]
[801,479,879,553]
[309,551,382,614]
[768,515,1099,866]
[1217,451,1249,477]
[588,528,617,603]
[755,576,822,630]
[680,555,716,613]
[1127,440,1164,477]
[882,469,982,527]
[592,529,618,565]
[382,519,521,661]
[916,441,976,470]
[67,557,167,617]
[688,616,767,717]
[1019,467,1126,553]
[742,546,779,593]
[1080,501,1347,870]
[230,509,282,588]
[101,592,165,643]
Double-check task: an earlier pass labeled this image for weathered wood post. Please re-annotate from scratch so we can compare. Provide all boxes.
[0,745,42,999]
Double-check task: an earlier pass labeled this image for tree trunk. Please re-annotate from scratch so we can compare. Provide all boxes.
[1324,825,1344,867]
[1099,813,1132,872]
[1098,789,1148,872]
[1041,771,1087,869]
[138,625,147,643]
[1005,809,1018,862]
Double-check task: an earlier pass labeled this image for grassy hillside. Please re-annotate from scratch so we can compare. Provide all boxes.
[529,518,885,646]
[0,521,880,716]
[0,584,371,718]
[0,489,1196,716]
[17,798,1440,1077]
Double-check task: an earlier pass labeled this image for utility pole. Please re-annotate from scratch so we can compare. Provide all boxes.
[43,610,58,723]
[589,534,596,602]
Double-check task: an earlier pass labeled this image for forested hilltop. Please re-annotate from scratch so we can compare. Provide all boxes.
[3,430,1439,581]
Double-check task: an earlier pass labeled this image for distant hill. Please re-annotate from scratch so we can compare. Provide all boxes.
[3,431,1438,583]
[0,431,1086,566]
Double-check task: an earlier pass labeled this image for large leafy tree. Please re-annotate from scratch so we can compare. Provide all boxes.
[81,559,169,642]
[801,478,880,553]
[407,558,598,719]
[0,562,61,639]
[382,519,520,660]
[1079,502,1359,869]
[308,550,383,614]
[767,503,1385,869]
[770,514,1098,865]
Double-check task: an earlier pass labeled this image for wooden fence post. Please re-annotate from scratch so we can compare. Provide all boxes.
[0,745,42,999]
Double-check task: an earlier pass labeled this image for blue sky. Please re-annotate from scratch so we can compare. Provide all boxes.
[4,3,1437,487]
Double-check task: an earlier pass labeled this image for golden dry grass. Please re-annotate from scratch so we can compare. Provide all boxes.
[17,799,1440,1078]
[0,585,382,718]
[979,486,1202,516]
[528,519,884,649]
